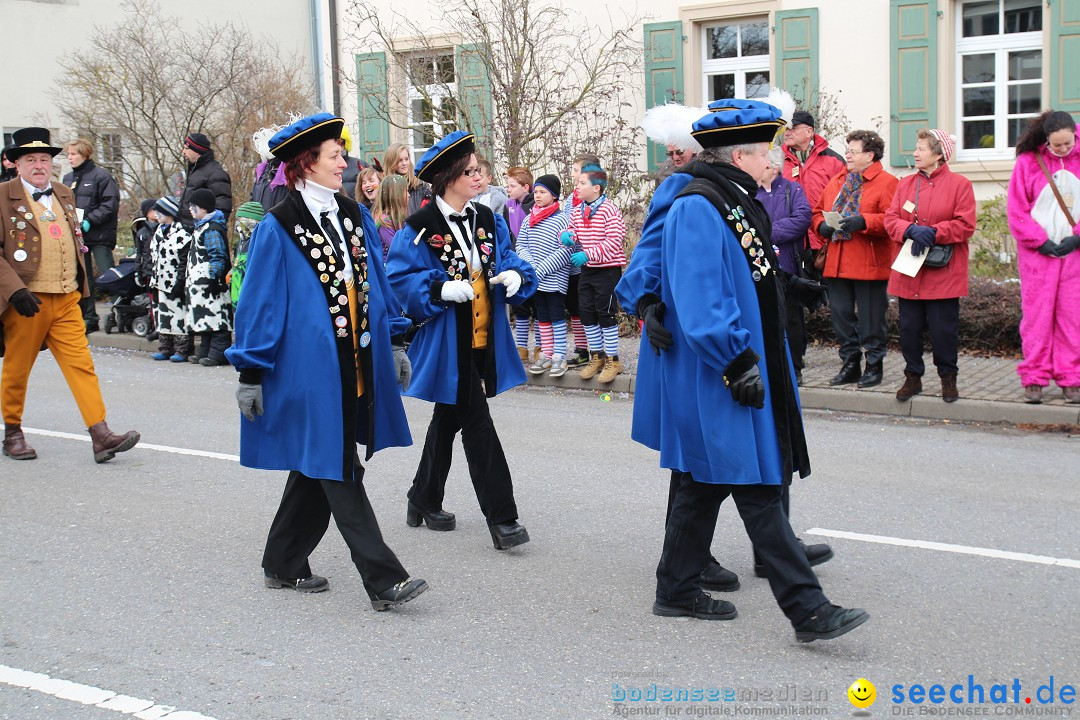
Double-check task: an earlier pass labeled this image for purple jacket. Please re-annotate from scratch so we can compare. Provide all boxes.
[756,175,812,274]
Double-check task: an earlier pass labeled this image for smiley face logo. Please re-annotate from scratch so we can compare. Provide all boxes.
[848,678,876,709]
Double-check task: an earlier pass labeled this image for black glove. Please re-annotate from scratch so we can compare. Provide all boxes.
[1051,235,1080,257]
[906,224,937,256]
[726,365,765,409]
[1037,240,1057,256]
[785,274,829,312]
[9,289,42,318]
[838,214,867,234]
[641,302,673,355]
[818,222,836,240]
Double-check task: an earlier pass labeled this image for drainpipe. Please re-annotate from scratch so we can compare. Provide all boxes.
[309,0,326,110]
[329,0,341,116]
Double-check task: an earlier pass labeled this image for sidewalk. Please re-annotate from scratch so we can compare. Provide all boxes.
[86,305,1080,426]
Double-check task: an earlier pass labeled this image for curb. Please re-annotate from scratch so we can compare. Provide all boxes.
[88,332,1080,426]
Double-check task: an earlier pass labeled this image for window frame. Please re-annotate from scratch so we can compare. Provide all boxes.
[954,0,1043,162]
[700,18,771,103]
[403,52,458,158]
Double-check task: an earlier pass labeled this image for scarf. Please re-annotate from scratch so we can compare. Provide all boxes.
[528,201,561,227]
[571,189,582,207]
[831,172,864,241]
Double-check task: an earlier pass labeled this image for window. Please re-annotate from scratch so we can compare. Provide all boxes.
[955,0,1042,160]
[701,19,770,103]
[405,53,458,157]
[98,132,124,176]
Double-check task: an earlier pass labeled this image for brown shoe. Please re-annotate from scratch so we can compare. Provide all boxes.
[895,371,922,401]
[1064,386,1080,404]
[578,352,606,380]
[531,346,542,364]
[597,357,623,383]
[518,347,529,364]
[941,373,959,403]
[3,424,37,460]
[1023,385,1044,404]
[88,421,140,463]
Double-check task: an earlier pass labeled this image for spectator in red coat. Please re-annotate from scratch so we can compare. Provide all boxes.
[885,130,976,403]
[783,111,845,255]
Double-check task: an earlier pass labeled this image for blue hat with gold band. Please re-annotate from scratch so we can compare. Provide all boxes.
[269,113,345,160]
[692,100,785,149]
[414,130,475,183]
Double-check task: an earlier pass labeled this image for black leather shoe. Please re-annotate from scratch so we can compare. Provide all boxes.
[488,521,530,549]
[753,539,834,578]
[699,560,740,592]
[652,592,737,621]
[829,356,862,385]
[406,501,456,531]
[264,571,329,593]
[371,577,428,611]
[794,603,869,642]
[794,369,803,386]
[857,361,884,388]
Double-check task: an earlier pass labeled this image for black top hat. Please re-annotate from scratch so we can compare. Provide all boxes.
[7,127,62,161]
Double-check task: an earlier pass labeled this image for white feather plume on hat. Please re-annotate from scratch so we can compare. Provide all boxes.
[640,103,707,153]
[762,88,796,127]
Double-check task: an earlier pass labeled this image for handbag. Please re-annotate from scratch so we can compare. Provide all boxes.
[923,243,953,268]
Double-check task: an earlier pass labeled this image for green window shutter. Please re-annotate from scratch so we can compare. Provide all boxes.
[774,9,819,109]
[889,0,938,166]
[455,44,494,159]
[644,21,684,171]
[355,52,391,162]
[1050,0,1080,115]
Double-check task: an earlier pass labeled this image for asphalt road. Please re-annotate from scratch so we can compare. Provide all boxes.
[1,347,1078,720]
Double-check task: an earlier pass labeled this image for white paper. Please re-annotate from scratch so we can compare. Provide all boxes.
[823,211,843,229]
[891,239,929,277]
[76,208,85,222]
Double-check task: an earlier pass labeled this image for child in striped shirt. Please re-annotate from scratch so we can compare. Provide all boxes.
[563,163,627,383]
[516,174,571,376]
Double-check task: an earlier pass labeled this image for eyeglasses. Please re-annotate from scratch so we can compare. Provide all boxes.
[666,149,687,158]
[462,168,482,177]
[844,148,870,157]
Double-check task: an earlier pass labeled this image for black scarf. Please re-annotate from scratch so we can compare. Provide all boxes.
[675,159,810,481]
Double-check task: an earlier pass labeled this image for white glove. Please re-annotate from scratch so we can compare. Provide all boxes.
[440,280,475,303]
[490,271,522,298]
[392,345,411,391]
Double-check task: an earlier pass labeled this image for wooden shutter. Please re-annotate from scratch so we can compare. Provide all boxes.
[1050,0,1080,116]
[890,0,938,166]
[774,9,819,109]
[644,21,684,171]
[455,44,494,159]
[354,52,391,163]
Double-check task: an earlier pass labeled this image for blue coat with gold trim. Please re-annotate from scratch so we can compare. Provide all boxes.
[386,202,536,405]
[226,192,412,481]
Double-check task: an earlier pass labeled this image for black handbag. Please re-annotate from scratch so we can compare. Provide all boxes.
[923,243,953,268]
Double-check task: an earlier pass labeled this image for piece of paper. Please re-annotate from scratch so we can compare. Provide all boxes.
[891,239,929,277]
[823,211,843,229]
[76,208,85,223]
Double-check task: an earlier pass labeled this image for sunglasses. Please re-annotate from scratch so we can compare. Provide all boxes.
[666,149,688,158]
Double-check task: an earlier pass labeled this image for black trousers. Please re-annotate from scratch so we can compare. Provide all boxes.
[566,272,581,317]
[657,471,825,625]
[578,266,621,328]
[194,330,231,361]
[898,297,960,377]
[825,278,889,365]
[785,298,806,370]
[81,245,116,322]
[409,350,518,524]
[262,457,408,600]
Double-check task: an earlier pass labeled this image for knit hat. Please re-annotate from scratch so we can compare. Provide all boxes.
[188,188,216,212]
[533,174,561,198]
[184,132,211,154]
[927,129,957,163]
[236,201,265,222]
[154,196,180,219]
[139,198,157,218]
[791,110,815,128]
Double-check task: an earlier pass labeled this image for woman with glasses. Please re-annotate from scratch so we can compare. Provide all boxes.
[386,130,538,551]
[812,130,899,389]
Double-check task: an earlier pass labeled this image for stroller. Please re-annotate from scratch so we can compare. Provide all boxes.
[95,257,155,337]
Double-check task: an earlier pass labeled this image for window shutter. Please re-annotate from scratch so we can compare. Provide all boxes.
[1050,0,1080,116]
[355,52,391,163]
[890,0,938,166]
[774,9,819,109]
[455,44,494,159]
[643,21,684,171]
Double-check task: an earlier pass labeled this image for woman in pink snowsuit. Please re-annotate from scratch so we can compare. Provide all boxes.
[1007,110,1080,404]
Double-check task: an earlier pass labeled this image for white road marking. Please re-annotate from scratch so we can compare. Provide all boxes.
[807,528,1080,569]
[23,427,240,462]
[0,664,217,719]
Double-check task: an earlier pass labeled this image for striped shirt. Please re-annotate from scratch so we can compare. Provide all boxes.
[566,197,626,267]
[517,208,572,293]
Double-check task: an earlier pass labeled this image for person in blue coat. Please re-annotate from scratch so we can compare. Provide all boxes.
[636,101,868,642]
[226,113,427,612]
[386,130,538,550]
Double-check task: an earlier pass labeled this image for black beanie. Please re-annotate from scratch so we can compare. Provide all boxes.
[188,188,216,212]
[184,132,211,154]
[533,174,561,198]
[139,198,157,218]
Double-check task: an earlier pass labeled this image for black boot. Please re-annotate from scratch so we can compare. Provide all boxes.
[857,361,884,388]
[829,355,861,386]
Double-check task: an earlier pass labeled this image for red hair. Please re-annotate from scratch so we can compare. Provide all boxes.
[283,138,344,187]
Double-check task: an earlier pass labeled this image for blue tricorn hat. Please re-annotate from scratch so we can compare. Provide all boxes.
[414,130,475,183]
[692,101,786,149]
[269,113,345,160]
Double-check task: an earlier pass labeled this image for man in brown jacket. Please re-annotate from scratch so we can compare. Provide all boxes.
[0,127,139,462]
